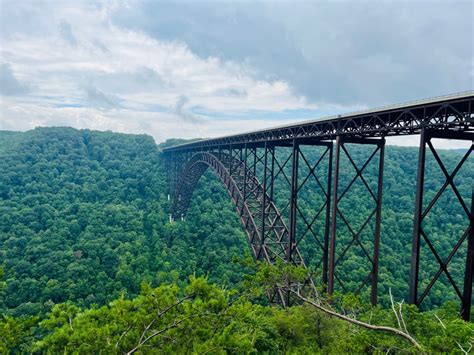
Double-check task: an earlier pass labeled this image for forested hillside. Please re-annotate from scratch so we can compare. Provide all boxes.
[0,127,472,353]
[0,127,248,317]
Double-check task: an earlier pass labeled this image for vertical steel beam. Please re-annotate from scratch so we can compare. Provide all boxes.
[165,153,172,220]
[328,136,341,296]
[371,138,385,305]
[173,152,179,197]
[253,147,257,177]
[410,128,427,305]
[288,139,299,263]
[243,144,248,202]
[323,143,333,288]
[168,153,173,196]
[261,142,268,244]
[229,144,233,176]
[461,188,474,321]
[270,146,275,201]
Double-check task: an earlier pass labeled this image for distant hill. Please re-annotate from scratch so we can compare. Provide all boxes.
[0,127,472,318]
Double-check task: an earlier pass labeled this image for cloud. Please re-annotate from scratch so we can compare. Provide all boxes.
[92,38,109,53]
[0,1,317,129]
[112,1,473,106]
[0,63,29,96]
[83,85,121,109]
[59,20,77,46]
[173,95,202,123]
[0,0,471,149]
[215,87,247,98]
[92,67,163,95]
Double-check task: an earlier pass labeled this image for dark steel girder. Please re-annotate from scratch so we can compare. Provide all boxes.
[327,136,385,305]
[171,151,317,306]
[410,129,474,320]
[164,93,473,318]
[163,93,473,154]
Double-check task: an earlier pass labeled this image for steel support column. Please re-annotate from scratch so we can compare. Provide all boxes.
[327,136,385,303]
[409,128,426,305]
[243,144,248,203]
[371,139,385,305]
[288,139,299,262]
[328,136,341,296]
[409,129,473,318]
[261,142,268,244]
[270,146,275,201]
[228,144,233,176]
[322,143,333,288]
[462,189,474,320]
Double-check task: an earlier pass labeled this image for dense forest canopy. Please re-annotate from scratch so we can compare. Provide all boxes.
[0,128,248,317]
[0,127,472,352]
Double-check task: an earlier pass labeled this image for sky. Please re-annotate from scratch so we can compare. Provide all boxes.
[0,0,472,146]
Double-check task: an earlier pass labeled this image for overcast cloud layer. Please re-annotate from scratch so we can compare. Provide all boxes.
[0,0,472,146]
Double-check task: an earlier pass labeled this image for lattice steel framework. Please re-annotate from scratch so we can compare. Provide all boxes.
[410,129,474,320]
[164,92,474,319]
[328,136,385,305]
[165,92,473,151]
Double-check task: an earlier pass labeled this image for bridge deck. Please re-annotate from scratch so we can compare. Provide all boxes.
[163,91,474,152]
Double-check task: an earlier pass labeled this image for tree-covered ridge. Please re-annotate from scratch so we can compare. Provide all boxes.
[0,127,249,317]
[1,127,473,315]
[0,127,472,352]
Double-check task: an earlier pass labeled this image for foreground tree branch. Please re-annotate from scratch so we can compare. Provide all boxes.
[126,312,212,355]
[290,288,424,352]
[136,294,194,347]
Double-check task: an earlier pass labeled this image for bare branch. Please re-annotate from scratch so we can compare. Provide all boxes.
[115,325,131,349]
[455,340,471,355]
[291,289,424,352]
[126,312,211,354]
[397,300,408,334]
[389,288,402,331]
[135,294,194,350]
[434,314,446,330]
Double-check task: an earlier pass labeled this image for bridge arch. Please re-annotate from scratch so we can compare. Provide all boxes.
[172,152,308,306]
[172,152,263,258]
[173,152,285,261]
[171,152,310,304]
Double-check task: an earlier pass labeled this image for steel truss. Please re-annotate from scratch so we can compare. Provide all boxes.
[171,151,315,305]
[410,129,474,320]
[286,140,333,288]
[327,136,385,305]
[165,93,473,318]
[163,93,472,153]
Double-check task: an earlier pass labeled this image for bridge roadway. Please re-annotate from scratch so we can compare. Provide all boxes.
[164,91,473,152]
[163,91,474,319]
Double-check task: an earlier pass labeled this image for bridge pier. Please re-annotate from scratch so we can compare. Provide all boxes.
[463,190,474,321]
[288,139,299,263]
[410,128,474,320]
[328,136,385,306]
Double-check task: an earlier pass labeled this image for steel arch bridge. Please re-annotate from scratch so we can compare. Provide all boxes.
[163,91,474,319]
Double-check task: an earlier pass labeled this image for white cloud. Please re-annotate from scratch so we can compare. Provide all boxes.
[0,0,470,149]
[0,63,29,95]
[58,20,77,46]
[0,0,323,143]
[0,97,301,143]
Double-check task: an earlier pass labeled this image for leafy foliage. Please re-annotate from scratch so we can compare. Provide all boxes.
[0,128,249,317]
[1,127,472,352]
